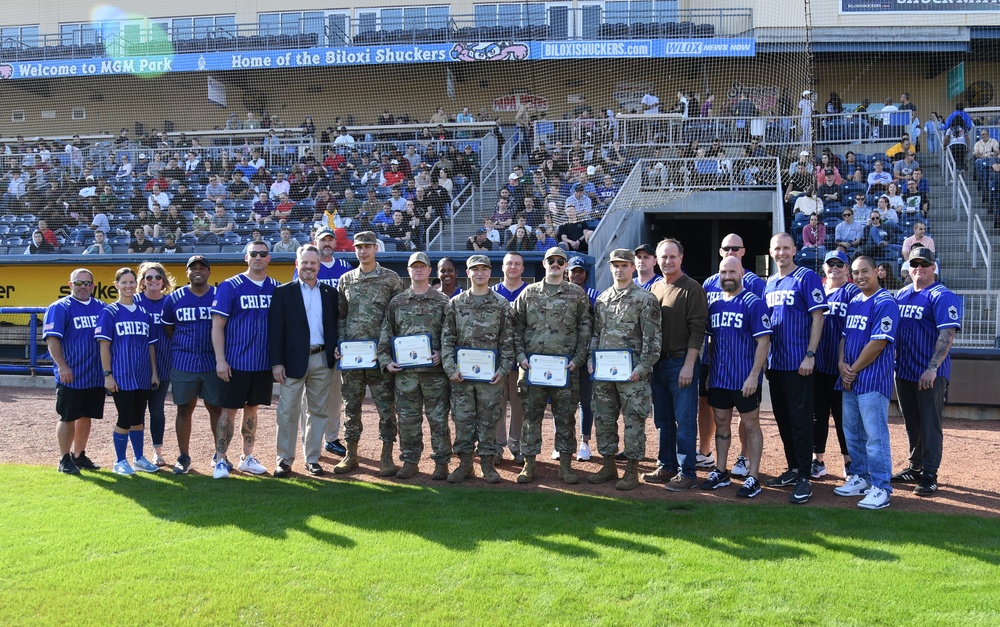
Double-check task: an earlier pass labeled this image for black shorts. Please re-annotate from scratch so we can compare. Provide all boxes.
[113,389,150,429]
[55,385,106,422]
[699,366,709,397]
[707,387,762,414]
[220,369,274,409]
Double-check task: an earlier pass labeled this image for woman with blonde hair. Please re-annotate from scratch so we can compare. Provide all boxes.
[134,261,176,466]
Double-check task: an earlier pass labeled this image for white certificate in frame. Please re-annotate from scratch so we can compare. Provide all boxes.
[338,339,378,370]
[592,349,633,382]
[526,354,570,388]
[392,334,433,368]
[456,347,496,382]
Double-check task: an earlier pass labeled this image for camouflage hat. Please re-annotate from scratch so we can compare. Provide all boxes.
[408,251,431,267]
[353,231,378,246]
[609,248,635,263]
[544,246,567,261]
[466,254,491,269]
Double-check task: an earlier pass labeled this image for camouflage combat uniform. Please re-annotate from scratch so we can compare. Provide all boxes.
[513,280,592,456]
[441,290,515,456]
[591,282,662,460]
[377,287,452,464]
[338,262,403,443]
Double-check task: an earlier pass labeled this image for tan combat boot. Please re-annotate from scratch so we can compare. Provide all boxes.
[396,461,419,479]
[480,456,501,483]
[516,455,536,484]
[558,456,579,484]
[333,441,359,474]
[432,462,449,480]
[588,455,619,484]
[378,441,399,477]
[615,459,640,491]
[447,453,474,483]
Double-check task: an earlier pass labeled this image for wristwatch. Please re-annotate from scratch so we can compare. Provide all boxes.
[103,370,113,377]
[805,350,816,358]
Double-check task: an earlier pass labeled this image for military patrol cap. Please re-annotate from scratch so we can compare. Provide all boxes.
[543,246,567,260]
[466,254,491,269]
[408,251,431,267]
[353,231,378,246]
[609,249,635,263]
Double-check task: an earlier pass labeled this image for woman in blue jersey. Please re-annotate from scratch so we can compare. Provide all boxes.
[97,267,160,476]
[134,262,176,467]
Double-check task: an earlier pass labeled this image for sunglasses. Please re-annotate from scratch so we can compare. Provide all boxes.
[871,218,881,222]
[842,212,853,217]
[825,261,846,268]
[910,260,933,268]
[545,257,566,267]
[143,274,163,282]
[72,280,94,287]
[248,250,270,258]
[720,246,743,252]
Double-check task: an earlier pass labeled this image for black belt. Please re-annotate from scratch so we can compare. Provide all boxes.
[309,344,325,355]
[664,350,687,360]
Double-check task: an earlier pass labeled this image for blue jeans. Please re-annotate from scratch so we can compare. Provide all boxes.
[651,357,699,478]
[842,391,893,491]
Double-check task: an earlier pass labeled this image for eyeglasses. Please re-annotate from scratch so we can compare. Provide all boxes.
[909,260,933,268]
[842,212,853,217]
[72,280,93,287]
[248,250,270,258]
[143,274,163,281]
[545,257,566,267]
[871,218,881,222]
[720,246,743,252]
[825,261,846,268]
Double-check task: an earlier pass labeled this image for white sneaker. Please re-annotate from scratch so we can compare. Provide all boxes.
[238,454,267,475]
[696,451,715,468]
[858,486,890,510]
[577,441,591,461]
[551,450,560,460]
[133,456,160,473]
[834,474,871,497]
[731,455,750,477]
[152,452,167,467]
[113,460,135,476]
[212,459,230,479]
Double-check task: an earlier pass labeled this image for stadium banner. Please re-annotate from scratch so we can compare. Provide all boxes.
[0,38,755,80]
[842,0,1000,12]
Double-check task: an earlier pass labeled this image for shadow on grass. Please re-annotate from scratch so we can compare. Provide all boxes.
[76,471,1000,565]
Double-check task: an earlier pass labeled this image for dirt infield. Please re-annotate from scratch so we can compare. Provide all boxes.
[3,385,998,518]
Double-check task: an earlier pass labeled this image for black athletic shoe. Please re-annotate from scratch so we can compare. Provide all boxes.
[766,468,798,488]
[890,466,921,483]
[173,455,192,475]
[789,478,813,504]
[73,451,100,470]
[324,439,347,456]
[700,468,731,490]
[736,476,762,498]
[914,473,938,497]
[58,454,80,475]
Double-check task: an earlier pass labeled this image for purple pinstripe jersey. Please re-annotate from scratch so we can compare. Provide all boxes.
[95,303,156,391]
[838,289,899,397]
[764,266,828,370]
[43,296,105,389]
[702,270,766,366]
[161,286,216,373]
[134,293,171,383]
[212,273,279,371]
[295,258,355,289]
[493,282,528,303]
[707,290,772,390]
[895,282,962,382]
[817,282,861,375]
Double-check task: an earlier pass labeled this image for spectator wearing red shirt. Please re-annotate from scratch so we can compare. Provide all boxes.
[37,219,59,246]
[273,193,294,222]
[382,160,406,187]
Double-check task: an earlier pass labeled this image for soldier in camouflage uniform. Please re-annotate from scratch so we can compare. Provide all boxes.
[377,252,452,481]
[513,246,592,484]
[335,231,403,476]
[441,255,515,484]
[588,249,662,490]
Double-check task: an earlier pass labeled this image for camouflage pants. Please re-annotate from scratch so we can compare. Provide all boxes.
[396,370,452,463]
[592,378,651,461]
[341,367,397,443]
[518,371,579,457]
[451,380,504,456]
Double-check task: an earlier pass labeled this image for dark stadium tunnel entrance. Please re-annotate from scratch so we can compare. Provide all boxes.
[645,213,774,283]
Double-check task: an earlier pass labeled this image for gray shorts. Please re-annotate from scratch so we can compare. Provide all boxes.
[170,368,224,407]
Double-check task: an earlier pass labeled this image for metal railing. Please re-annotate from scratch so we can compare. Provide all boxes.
[971,214,993,289]
[953,290,1000,348]
[0,307,48,375]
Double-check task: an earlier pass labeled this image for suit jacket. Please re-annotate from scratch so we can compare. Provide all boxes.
[268,279,339,379]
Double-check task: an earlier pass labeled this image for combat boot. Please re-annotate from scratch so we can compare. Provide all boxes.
[615,459,640,491]
[333,441,359,474]
[516,455,536,484]
[432,462,449,480]
[447,453,474,483]
[396,462,419,479]
[558,456,579,484]
[378,441,399,477]
[588,455,619,484]
[480,456,501,483]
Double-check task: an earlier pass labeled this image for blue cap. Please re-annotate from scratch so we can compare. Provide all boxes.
[824,250,849,265]
[567,257,587,270]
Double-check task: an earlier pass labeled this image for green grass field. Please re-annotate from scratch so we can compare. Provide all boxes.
[2,465,999,626]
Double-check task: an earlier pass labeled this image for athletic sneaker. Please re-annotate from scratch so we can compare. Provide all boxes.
[736,476,762,498]
[789,478,813,504]
[213,459,230,479]
[834,474,872,497]
[133,456,160,473]
[731,456,750,478]
[324,439,347,456]
[113,460,136,476]
[810,459,827,479]
[858,486,890,510]
[237,454,267,475]
[173,455,192,475]
[700,468,731,490]
[152,452,167,467]
[551,450,560,460]
[73,451,100,470]
[210,454,234,473]
[696,451,715,469]
[890,466,921,483]
[766,468,798,488]
[577,441,591,462]
[58,454,80,475]
[914,473,938,497]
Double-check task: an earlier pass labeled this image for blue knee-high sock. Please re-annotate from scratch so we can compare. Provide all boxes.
[113,432,128,463]
[128,429,144,460]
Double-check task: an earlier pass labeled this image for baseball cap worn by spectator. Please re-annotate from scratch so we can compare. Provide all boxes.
[509,173,519,181]
[544,246,568,261]
[467,254,491,269]
[824,250,849,265]
[186,255,210,268]
[354,231,378,246]
[634,243,655,257]
[567,257,587,270]
[609,248,635,263]
[408,251,431,267]
[315,227,336,240]
[909,247,935,265]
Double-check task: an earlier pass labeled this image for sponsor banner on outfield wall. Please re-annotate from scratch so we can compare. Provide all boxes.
[0,262,295,308]
[0,38,755,80]
[842,0,1000,12]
